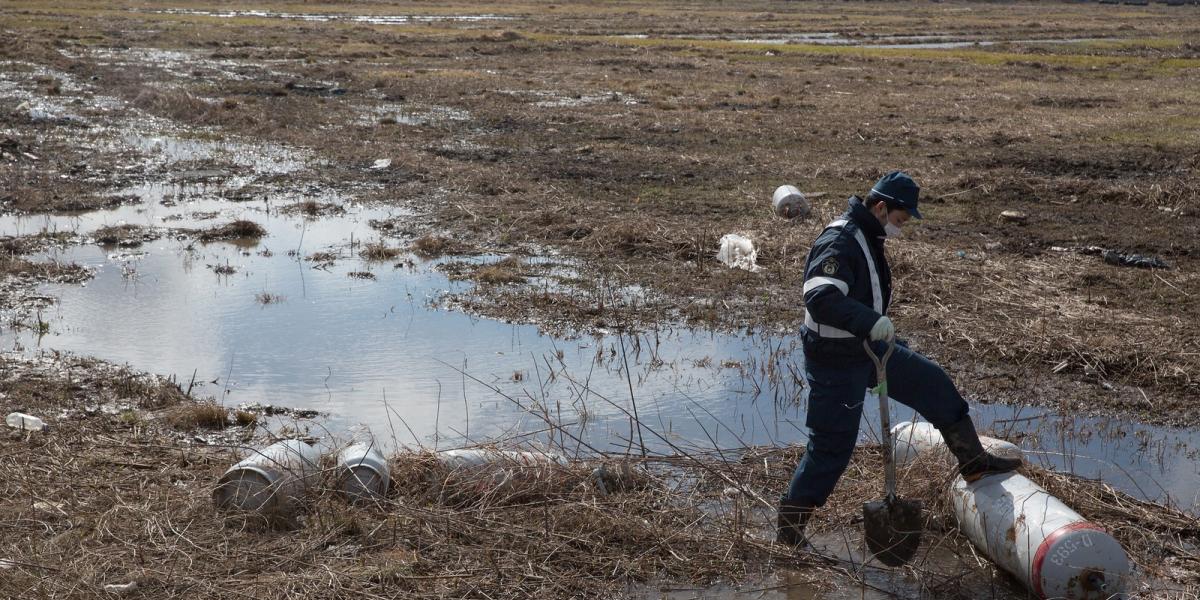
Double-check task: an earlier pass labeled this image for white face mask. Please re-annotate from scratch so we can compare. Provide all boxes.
[884,222,903,239]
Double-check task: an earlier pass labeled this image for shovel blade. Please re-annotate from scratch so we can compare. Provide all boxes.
[863,498,923,567]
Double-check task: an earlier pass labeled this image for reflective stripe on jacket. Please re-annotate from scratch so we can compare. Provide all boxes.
[800,196,893,364]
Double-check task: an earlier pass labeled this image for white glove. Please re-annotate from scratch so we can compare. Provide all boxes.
[869,316,895,342]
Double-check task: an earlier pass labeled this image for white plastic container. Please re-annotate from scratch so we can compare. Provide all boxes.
[335,441,390,502]
[6,412,47,432]
[891,421,1131,599]
[772,185,810,219]
[212,439,321,514]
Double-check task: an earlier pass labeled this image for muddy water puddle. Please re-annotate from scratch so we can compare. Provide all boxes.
[2,193,1199,517]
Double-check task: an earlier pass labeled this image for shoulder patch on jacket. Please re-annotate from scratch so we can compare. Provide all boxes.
[821,256,839,275]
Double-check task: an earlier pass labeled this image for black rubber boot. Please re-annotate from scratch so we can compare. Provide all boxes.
[777,497,815,547]
[939,416,1022,480]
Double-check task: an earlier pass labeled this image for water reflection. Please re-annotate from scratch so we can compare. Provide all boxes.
[3,198,1197,515]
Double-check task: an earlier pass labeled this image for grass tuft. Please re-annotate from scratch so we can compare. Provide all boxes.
[474,256,526,284]
[360,242,401,261]
[166,403,229,430]
[412,235,470,258]
[197,220,267,241]
[255,291,285,304]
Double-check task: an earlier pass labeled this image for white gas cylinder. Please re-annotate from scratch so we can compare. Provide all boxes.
[772,185,810,219]
[952,473,1131,599]
[889,421,1131,599]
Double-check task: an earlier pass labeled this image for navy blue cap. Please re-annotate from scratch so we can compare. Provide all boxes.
[870,171,922,219]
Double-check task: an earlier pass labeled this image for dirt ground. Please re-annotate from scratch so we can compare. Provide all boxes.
[1,1,1200,594]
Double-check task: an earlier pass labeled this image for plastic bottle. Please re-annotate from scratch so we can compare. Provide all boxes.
[6,412,48,432]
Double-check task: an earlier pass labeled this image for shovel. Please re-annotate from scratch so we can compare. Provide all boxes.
[861,338,923,567]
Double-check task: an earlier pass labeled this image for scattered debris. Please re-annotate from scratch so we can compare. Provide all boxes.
[334,442,390,502]
[1103,249,1170,270]
[1000,210,1028,223]
[284,81,347,96]
[236,403,321,419]
[0,137,36,162]
[1049,246,1171,269]
[771,185,811,219]
[213,439,321,517]
[32,500,67,516]
[5,412,47,432]
[102,582,139,595]
[716,233,761,272]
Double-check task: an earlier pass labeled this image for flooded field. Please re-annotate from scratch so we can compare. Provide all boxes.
[5,199,1200,513]
[2,0,1199,598]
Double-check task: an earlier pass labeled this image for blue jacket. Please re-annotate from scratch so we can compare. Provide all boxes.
[801,197,893,364]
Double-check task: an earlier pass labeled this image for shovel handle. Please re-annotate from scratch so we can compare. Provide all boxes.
[864,339,897,501]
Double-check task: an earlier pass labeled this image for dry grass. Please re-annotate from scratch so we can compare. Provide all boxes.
[130,88,255,128]
[197,220,267,242]
[234,410,258,426]
[412,235,471,258]
[889,240,1200,401]
[92,224,151,246]
[166,402,229,430]
[255,291,285,304]
[0,256,88,281]
[360,241,401,261]
[0,232,75,255]
[473,256,525,284]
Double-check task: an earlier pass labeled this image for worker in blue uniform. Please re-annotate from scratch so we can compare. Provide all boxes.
[778,171,1022,546]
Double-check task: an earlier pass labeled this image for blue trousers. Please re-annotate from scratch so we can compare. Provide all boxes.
[786,343,969,506]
